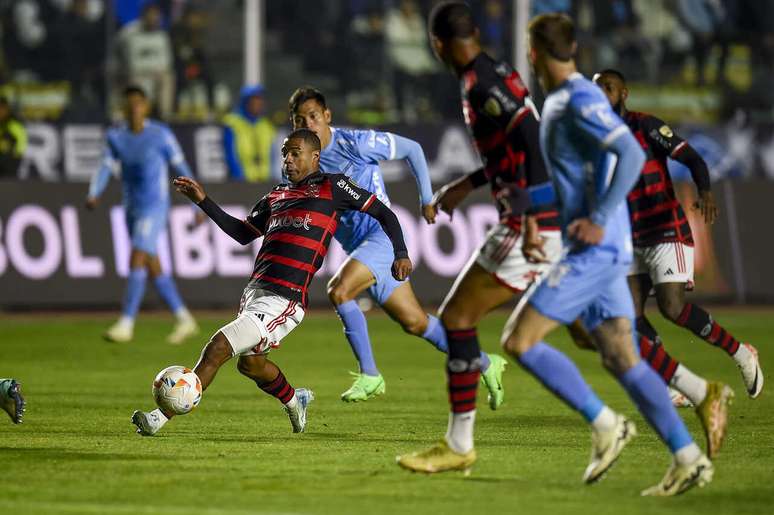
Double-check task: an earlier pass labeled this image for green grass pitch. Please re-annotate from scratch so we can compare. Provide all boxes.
[1,309,772,514]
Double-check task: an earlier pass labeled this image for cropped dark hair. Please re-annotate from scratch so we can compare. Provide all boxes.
[595,68,627,84]
[428,2,476,40]
[288,86,327,114]
[286,128,321,151]
[123,85,147,98]
[528,13,576,62]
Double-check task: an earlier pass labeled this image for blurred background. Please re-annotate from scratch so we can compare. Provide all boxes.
[1,0,773,309]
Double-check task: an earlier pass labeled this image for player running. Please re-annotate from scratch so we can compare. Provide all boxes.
[87,85,198,344]
[593,69,762,401]
[131,128,412,436]
[288,87,506,403]
[0,379,25,424]
[396,1,577,469]
[401,12,714,496]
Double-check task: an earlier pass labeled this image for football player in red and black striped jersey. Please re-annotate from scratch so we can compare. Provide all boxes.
[594,70,762,452]
[131,129,411,437]
[397,2,598,475]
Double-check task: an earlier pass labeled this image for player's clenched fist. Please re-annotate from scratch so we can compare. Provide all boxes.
[174,177,206,203]
[391,257,413,281]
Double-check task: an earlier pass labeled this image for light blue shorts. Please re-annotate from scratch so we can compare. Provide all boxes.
[348,231,404,305]
[125,209,167,255]
[529,247,635,331]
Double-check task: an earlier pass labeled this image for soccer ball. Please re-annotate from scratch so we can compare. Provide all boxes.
[152,366,202,415]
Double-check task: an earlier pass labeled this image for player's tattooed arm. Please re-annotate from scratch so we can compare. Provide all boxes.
[430,168,486,220]
[173,177,260,245]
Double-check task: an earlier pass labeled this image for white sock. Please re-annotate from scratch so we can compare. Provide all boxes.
[284,393,298,409]
[670,364,707,405]
[150,408,169,424]
[445,411,476,454]
[732,343,751,366]
[674,442,702,466]
[118,316,135,328]
[590,406,617,432]
[175,308,194,323]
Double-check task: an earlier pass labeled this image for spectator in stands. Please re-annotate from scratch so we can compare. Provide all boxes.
[172,6,213,119]
[57,0,106,114]
[479,0,509,59]
[675,0,724,86]
[0,96,27,179]
[222,85,276,182]
[385,0,438,123]
[115,2,174,119]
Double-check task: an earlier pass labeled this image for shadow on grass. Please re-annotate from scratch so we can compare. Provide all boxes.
[0,446,173,461]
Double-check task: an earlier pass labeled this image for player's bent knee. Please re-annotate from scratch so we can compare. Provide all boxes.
[327,282,354,305]
[501,333,530,358]
[657,297,684,323]
[400,315,427,336]
[236,355,266,378]
[440,306,479,331]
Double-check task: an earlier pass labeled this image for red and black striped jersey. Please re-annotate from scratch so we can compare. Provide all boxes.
[624,111,693,247]
[244,172,382,306]
[460,52,560,232]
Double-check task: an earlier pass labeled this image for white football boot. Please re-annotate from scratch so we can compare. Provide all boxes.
[131,409,168,436]
[104,320,133,343]
[583,414,637,483]
[642,454,714,496]
[735,343,763,398]
[167,318,199,345]
[284,388,314,433]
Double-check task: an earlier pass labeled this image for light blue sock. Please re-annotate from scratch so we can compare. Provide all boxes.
[426,316,492,371]
[154,274,185,314]
[422,315,448,352]
[519,342,604,422]
[618,361,694,452]
[336,300,379,376]
[122,268,147,318]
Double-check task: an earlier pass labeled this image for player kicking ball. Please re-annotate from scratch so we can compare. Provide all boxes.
[132,129,411,436]
[0,379,25,424]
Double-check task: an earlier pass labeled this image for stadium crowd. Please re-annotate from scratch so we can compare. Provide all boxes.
[0,0,772,181]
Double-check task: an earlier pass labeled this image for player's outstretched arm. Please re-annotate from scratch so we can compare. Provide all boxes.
[390,134,436,224]
[431,168,487,220]
[173,177,259,245]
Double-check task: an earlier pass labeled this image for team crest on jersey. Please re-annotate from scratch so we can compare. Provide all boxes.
[659,125,674,138]
[484,97,502,117]
[306,184,320,197]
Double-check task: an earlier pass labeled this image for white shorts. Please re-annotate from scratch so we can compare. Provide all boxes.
[474,223,563,292]
[219,288,304,356]
[629,242,695,287]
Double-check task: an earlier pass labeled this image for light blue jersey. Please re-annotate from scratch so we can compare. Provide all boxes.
[89,120,192,213]
[530,73,645,329]
[318,127,432,253]
[538,73,638,261]
[89,120,193,254]
[317,126,432,303]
